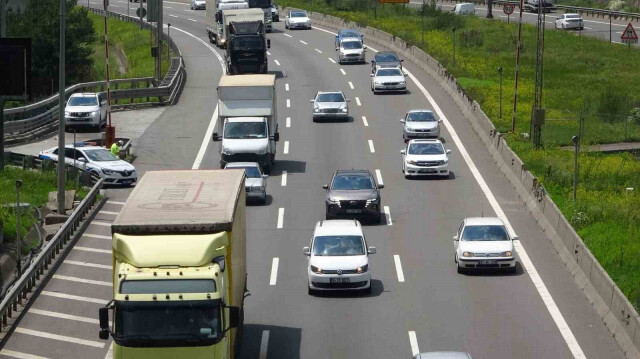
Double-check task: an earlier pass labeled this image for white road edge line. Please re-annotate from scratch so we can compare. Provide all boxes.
[74,246,111,254]
[283,33,292,37]
[41,291,106,305]
[355,97,361,106]
[348,81,354,89]
[92,221,111,227]
[106,200,125,205]
[29,308,100,324]
[384,206,392,226]
[281,171,288,186]
[83,233,111,240]
[259,330,270,359]
[0,349,49,359]
[267,51,271,55]
[53,275,111,287]
[269,258,279,285]
[393,255,405,282]
[340,68,346,75]
[368,140,375,153]
[284,141,289,154]
[277,208,284,229]
[169,14,178,17]
[98,210,118,216]
[375,169,383,185]
[188,18,197,22]
[408,331,420,356]
[361,116,369,127]
[286,116,291,128]
[14,328,105,348]
[64,260,111,270]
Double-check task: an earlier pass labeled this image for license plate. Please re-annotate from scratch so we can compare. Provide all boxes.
[479,260,497,265]
[121,179,133,184]
[419,169,437,173]
[330,277,350,283]
[346,209,362,214]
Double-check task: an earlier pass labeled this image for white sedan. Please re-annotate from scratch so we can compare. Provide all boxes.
[401,139,451,178]
[370,67,407,94]
[39,144,137,186]
[285,10,311,30]
[454,217,517,274]
[555,13,584,30]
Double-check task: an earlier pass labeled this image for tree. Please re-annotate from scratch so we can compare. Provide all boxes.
[6,0,96,99]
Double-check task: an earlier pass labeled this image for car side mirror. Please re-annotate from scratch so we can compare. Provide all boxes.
[377,184,384,189]
[367,246,376,254]
[227,306,240,329]
[453,235,458,241]
[335,47,339,51]
[309,99,315,103]
[98,307,110,339]
[322,184,328,190]
[303,246,311,256]
[77,157,87,162]
[262,174,269,179]
[400,59,404,62]
[267,39,271,49]
[400,119,405,123]
[438,119,443,123]
[370,74,374,77]
[212,132,221,141]
[446,149,452,154]
[512,235,519,241]
[272,132,280,142]
[346,99,351,102]
[400,149,406,155]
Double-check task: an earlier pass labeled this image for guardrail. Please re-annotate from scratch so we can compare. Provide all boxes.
[3,8,186,146]
[0,177,104,333]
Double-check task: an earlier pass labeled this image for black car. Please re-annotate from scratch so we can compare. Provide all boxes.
[371,51,403,74]
[323,169,384,223]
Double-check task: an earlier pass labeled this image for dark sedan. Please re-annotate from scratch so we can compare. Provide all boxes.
[371,51,403,74]
[323,169,384,224]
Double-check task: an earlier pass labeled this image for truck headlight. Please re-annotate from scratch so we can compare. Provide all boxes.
[222,148,233,155]
[356,264,368,273]
[256,147,267,155]
[310,265,323,274]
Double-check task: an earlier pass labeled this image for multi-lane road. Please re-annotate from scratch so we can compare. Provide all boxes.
[0,1,631,358]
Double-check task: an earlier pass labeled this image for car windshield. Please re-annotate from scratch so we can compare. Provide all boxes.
[462,225,509,241]
[83,149,119,162]
[377,68,403,77]
[342,41,362,49]
[231,37,264,50]
[407,112,436,122]
[340,30,359,38]
[408,143,444,155]
[224,122,267,139]
[229,166,261,178]
[68,96,97,106]
[291,11,306,17]
[331,174,374,190]
[376,53,399,62]
[312,235,365,256]
[316,93,345,102]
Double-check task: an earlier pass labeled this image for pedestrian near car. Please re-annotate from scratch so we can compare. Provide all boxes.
[110,140,123,157]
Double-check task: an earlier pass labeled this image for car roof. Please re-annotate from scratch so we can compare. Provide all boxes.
[225,162,260,168]
[339,29,360,34]
[317,91,345,96]
[334,169,371,177]
[415,352,472,359]
[375,51,399,58]
[340,37,362,42]
[408,139,443,145]
[314,219,363,237]
[408,109,434,114]
[464,217,505,226]
[69,93,98,98]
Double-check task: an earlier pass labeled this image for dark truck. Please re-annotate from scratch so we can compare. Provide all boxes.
[226,19,271,74]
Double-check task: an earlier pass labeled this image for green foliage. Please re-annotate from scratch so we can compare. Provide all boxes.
[459,28,483,48]
[595,86,633,124]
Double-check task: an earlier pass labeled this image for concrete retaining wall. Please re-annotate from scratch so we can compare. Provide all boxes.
[290,7,640,358]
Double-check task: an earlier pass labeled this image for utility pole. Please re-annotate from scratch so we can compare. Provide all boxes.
[572,135,579,202]
[511,0,524,133]
[531,0,546,148]
[487,0,494,18]
[57,0,66,215]
[104,0,115,148]
[156,0,163,85]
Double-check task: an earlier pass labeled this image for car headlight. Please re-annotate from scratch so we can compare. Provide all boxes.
[501,251,513,257]
[314,107,319,113]
[356,264,368,273]
[102,168,114,175]
[310,265,323,274]
[90,111,99,116]
[405,127,414,131]
[408,160,417,165]
[341,108,348,113]
[374,81,382,85]
[327,198,339,204]
[400,80,406,84]
[65,111,70,116]
[462,251,473,257]
[368,198,378,203]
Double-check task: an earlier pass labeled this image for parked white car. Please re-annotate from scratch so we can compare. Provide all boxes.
[452,2,475,15]
[555,13,584,30]
[190,0,206,9]
[454,217,517,274]
[336,37,366,64]
[303,220,376,294]
[224,162,268,203]
[400,110,442,140]
[401,139,451,178]
[39,145,137,186]
[285,10,311,29]
[64,93,108,132]
[371,67,407,94]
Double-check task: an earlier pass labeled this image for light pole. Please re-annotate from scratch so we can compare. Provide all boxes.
[498,66,503,120]
[15,179,22,276]
[57,0,66,215]
[421,0,425,46]
[451,26,456,67]
[572,135,579,202]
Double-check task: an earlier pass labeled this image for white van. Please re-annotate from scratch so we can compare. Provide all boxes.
[452,2,475,15]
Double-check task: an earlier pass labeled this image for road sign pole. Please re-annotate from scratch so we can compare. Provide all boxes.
[57,0,66,215]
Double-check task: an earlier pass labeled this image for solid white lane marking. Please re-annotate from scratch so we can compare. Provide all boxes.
[83,233,111,240]
[165,6,172,9]
[355,97,361,106]
[64,260,112,270]
[92,221,111,227]
[286,117,291,128]
[328,57,336,63]
[15,328,105,348]
[283,33,292,37]
[188,18,197,22]
[169,14,178,17]
[53,275,111,287]
[29,308,100,324]
[99,210,118,216]
[41,291,106,305]
[286,99,291,108]
[104,343,113,359]
[340,68,346,75]
[74,247,111,254]
[274,59,281,66]
[361,116,369,127]
[368,140,375,153]
[281,171,287,186]
[285,83,289,91]
[0,349,49,359]
[277,208,284,229]
[315,48,322,53]
[375,169,383,185]
[106,200,125,206]
[348,81,354,89]
[393,255,405,282]
[384,206,392,226]
[259,330,270,359]
[284,141,289,154]
[299,40,308,44]
[408,331,420,356]
[269,258,279,285]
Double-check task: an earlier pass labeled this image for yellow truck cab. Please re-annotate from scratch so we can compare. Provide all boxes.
[98,170,247,359]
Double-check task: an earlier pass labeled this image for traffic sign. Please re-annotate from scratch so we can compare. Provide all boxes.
[503,3,515,15]
[136,6,147,18]
[621,22,638,44]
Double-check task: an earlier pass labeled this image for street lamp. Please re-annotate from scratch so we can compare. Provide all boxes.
[498,66,503,120]
[451,26,456,67]
[15,179,22,276]
[572,135,579,202]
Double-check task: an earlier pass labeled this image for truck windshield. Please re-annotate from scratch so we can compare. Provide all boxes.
[232,37,264,50]
[224,122,267,139]
[114,300,222,347]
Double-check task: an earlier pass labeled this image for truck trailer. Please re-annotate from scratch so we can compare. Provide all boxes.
[98,170,247,359]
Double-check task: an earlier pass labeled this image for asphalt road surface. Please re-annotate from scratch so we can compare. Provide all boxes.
[0,1,630,358]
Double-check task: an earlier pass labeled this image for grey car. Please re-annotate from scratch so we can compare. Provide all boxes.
[311,91,350,122]
[224,162,268,204]
[323,169,383,224]
[414,353,473,359]
[371,51,403,74]
[401,110,442,140]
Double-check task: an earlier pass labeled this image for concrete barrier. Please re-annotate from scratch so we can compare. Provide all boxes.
[290,7,640,358]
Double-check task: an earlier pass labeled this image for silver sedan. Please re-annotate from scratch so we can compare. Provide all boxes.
[311,91,350,122]
[224,162,268,204]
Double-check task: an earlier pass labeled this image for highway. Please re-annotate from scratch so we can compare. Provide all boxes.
[0,1,630,358]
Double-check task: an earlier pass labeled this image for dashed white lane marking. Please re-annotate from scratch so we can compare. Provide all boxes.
[368,140,375,153]
[98,210,118,216]
[169,14,178,17]
[355,97,361,106]
[315,48,322,53]
[393,255,405,282]
[64,260,112,270]
[106,200,125,206]
[274,59,281,66]
[375,169,383,185]
[267,51,271,55]
[269,258,279,285]
[259,330,270,359]
[281,171,288,186]
[284,141,290,154]
[384,206,392,226]
[361,116,369,127]
[285,83,289,91]
[74,247,111,254]
[408,331,420,356]
[0,349,49,359]
[83,233,111,240]
[277,208,284,229]
[299,40,308,44]
[41,291,106,305]
[188,18,197,22]
[53,275,111,287]
[340,68,346,75]
[286,99,291,108]
[29,308,100,324]
[328,57,336,63]
[348,81,354,89]
[15,328,105,348]
[283,33,292,37]
[165,6,172,9]
[286,117,291,128]
[92,221,111,227]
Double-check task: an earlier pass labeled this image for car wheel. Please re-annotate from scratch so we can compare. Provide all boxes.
[373,213,382,224]
[457,263,466,274]
[285,23,288,29]
[507,265,517,274]
[363,284,372,295]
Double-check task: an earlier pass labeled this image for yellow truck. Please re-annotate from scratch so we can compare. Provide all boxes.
[98,170,247,359]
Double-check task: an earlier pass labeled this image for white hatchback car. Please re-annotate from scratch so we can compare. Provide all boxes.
[555,13,584,30]
[285,10,311,30]
[454,217,517,274]
[303,220,376,294]
[401,139,451,178]
[39,145,137,186]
